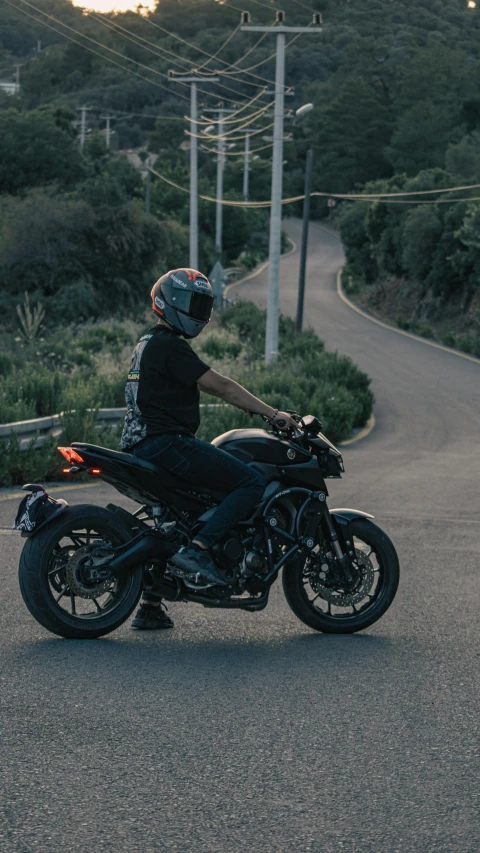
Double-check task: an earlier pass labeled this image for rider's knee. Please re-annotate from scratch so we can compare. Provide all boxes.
[249,467,267,493]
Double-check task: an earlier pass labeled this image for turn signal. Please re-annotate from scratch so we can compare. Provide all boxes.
[88,468,102,476]
[57,447,84,464]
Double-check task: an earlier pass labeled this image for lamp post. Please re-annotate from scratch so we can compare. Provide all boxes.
[294,103,314,333]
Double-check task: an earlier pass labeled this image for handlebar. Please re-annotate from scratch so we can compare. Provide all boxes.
[259,411,323,439]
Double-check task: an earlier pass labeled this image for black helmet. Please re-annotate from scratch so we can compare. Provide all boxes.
[151,268,214,338]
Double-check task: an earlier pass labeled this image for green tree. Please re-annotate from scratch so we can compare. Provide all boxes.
[0,107,85,193]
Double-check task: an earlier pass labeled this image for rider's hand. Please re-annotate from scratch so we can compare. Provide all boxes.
[271,411,299,431]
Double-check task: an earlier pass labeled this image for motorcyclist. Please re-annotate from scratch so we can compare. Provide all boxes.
[121,267,297,630]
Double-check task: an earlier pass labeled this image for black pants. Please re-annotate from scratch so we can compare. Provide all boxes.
[132,434,266,600]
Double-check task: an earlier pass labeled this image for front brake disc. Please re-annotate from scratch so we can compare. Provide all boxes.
[309,548,374,606]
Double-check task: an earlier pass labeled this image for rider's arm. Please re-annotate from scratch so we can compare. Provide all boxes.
[198,369,297,429]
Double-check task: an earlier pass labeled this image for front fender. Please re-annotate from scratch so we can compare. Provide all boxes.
[330,508,374,522]
[330,509,375,551]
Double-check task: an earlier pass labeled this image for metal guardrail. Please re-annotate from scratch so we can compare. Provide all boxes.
[0,408,126,451]
[0,405,226,451]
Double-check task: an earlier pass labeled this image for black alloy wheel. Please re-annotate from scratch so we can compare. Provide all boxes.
[282,518,399,634]
[19,505,143,639]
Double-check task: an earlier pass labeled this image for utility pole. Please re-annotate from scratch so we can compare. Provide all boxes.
[100,114,114,149]
[145,166,151,215]
[14,64,21,90]
[169,72,219,269]
[203,105,236,258]
[243,129,251,201]
[216,109,225,258]
[76,105,91,148]
[241,13,322,362]
[295,148,313,333]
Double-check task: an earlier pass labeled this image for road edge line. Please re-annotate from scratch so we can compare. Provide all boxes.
[339,413,375,447]
[223,236,297,298]
[336,268,480,366]
[0,481,102,503]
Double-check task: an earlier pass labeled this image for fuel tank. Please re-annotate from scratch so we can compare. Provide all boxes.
[212,428,312,467]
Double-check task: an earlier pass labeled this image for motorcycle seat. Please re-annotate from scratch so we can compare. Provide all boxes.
[71,442,228,501]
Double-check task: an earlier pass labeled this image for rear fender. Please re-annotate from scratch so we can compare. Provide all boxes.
[330,509,375,552]
[19,498,69,538]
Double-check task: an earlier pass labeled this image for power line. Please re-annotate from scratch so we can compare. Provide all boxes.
[185,121,275,143]
[195,101,274,127]
[3,0,190,101]
[143,15,287,90]
[222,31,305,76]
[200,140,275,156]
[195,23,241,73]
[227,31,269,69]
[203,87,271,122]
[90,12,255,104]
[89,13,196,73]
[187,108,274,138]
[11,0,257,108]
[9,0,192,101]
[332,182,480,198]
[89,12,269,99]
[147,166,480,207]
[88,107,186,120]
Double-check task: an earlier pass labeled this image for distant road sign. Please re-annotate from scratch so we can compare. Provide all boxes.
[327,198,336,208]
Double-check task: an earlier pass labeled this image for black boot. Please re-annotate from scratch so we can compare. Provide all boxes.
[170,545,228,586]
[131,600,174,630]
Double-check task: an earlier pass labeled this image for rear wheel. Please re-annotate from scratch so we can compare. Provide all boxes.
[19,505,143,639]
[283,519,399,634]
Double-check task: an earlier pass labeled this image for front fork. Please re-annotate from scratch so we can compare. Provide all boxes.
[299,494,352,576]
[321,510,354,582]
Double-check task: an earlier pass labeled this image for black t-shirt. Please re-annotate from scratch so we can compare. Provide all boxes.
[136,327,210,438]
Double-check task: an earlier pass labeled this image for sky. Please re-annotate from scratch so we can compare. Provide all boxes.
[72,0,156,12]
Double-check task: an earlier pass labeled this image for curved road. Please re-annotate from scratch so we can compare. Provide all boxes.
[0,220,478,853]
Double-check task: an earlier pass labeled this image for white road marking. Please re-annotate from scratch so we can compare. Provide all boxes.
[336,268,480,366]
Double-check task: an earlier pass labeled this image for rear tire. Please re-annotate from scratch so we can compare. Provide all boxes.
[283,518,399,634]
[19,505,143,639]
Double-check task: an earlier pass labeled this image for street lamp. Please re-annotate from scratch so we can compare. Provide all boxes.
[295,103,314,120]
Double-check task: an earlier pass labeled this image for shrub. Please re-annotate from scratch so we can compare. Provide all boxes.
[200,336,242,361]
[0,301,374,485]
[0,353,13,377]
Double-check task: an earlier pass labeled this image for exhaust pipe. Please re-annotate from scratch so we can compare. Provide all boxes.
[107,531,177,579]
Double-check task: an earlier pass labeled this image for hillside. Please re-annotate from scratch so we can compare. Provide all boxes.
[1,0,480,343]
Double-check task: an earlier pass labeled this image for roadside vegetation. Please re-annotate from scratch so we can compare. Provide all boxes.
[338,167,480,357]
[2,0,480,338]
[0,301,373,487]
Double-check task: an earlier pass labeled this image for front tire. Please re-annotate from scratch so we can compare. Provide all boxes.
[283,519,399,634]
[19,505,143,639]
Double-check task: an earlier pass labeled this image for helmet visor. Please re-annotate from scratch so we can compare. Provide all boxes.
[169,290,213,321]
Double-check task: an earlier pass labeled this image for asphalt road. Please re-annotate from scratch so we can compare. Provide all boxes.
[1,220,479,853]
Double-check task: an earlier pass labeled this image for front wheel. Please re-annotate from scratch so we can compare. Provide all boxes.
[19,505,143,639]
[282,518,399,634]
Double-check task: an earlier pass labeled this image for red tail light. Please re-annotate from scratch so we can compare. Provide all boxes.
[57,447,84,464]
[89,468,102,476]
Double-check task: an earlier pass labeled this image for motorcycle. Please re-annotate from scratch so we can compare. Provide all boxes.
[15,413,399,639]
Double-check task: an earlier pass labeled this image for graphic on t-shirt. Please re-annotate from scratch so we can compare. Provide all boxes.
[120,333,153,450]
